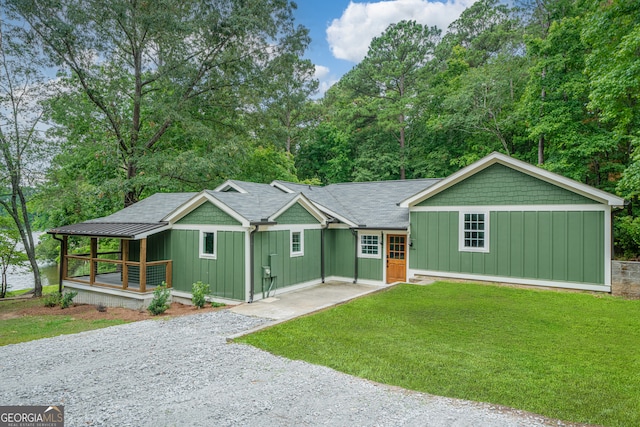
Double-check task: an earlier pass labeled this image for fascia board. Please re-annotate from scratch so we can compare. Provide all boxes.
[212,180,248,194]
[269,194,328,225]
[270,181,296,194]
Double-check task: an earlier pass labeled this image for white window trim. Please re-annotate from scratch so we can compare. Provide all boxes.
[459,210,490,253]
[199,229,217,259]
[290,229,304,257]
[358,231,382,259]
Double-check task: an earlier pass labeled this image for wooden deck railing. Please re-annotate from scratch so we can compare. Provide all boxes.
[64,253,172,292]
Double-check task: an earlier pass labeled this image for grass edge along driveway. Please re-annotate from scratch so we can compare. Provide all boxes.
[238,282,640,427]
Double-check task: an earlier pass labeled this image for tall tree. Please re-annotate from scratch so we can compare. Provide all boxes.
[430,0,527,165]
[7,0,308,207]
[352,20,440,179]
[251,54,318,154]
[0,216,27,298]
[0,20,49,296]
[582,0,640,201]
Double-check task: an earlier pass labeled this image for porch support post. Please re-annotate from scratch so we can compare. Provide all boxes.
[90,237,97,284]
[59,235,68,294]
[122,240,129,290]
[61,236,68,281]
[165,260,172,288]
[139,238,147,292]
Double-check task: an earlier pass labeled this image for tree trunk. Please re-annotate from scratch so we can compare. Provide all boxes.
[538,134,545,165]
[399,115,406,180]
[125,161,138,207]
[1,268,7,298]
[538,68,546,165]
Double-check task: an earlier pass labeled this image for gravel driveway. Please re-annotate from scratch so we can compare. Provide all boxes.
[0,311,567,426]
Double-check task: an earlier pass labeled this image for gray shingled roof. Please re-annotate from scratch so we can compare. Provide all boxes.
[85,193,197,224]
[206,190,299,223]
[225,180,287,196]
[48,178,442,238]
[273,179,442,228]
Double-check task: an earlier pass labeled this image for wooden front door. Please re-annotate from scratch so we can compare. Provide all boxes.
[386,234,406,283]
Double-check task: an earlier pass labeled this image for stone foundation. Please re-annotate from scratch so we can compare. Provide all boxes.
[612,261,640,298]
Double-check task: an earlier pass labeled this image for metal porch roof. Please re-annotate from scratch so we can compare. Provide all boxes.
[48,222,169,239]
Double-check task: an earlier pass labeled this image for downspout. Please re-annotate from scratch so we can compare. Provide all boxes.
[51,234,64,294]
[249,225,259,303]
[321,223,327,283]
[351,229,358,284]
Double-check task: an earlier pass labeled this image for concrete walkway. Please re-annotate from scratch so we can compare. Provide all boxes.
[229,280,392,321]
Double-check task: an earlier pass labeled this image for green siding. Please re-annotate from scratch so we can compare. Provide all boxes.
[177,202,241,225]
[253,229,321,294]
[358,257,383,281]
[325,229,355,278]
[410,210,604,285]
[324,229,382,281]
[275,202,319,224]
[417,164,598,206]
[170,229,245,300]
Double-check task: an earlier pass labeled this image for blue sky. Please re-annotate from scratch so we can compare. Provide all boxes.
[293,0,477,96]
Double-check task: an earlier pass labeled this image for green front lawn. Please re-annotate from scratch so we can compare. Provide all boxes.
[238,282,640,427]
[0,316,127,346]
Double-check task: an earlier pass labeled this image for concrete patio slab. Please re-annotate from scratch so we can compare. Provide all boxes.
[229,280,392,321]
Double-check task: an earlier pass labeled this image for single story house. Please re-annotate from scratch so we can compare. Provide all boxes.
[48,152,625,308]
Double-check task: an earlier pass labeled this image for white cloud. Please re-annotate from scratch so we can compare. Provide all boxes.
[327,0,477,63]
[314,64,331,80]
[313,65,338,98]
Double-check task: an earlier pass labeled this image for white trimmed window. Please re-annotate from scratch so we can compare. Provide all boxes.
[200,230,217,259]
[459,211,489,253]
[290,230,304,257]
[359,233,381,258]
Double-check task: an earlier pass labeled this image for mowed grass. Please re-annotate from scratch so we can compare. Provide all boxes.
[0,288,126,346]
[4,284,59,297]
[0,316,126,346]
[238,282,640,426]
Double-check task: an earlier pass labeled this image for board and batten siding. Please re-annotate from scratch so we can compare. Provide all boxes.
[324,228,383,281]
[409,210,605,285]
[170,229,245,300]
[409,163,609,288]
[253,229,321,293]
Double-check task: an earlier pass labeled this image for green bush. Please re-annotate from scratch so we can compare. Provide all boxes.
[147,283,171,315]
[211,301,226,308]
[60,291,78,309]
[614,215,640,259]
[43,292,62,307]
[191,281,211,308]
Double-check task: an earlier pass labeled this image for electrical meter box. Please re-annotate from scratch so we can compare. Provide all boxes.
[269,253,279,277]
[262,266,271,278]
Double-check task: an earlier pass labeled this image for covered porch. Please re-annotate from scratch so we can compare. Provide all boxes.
[49,222,173,294]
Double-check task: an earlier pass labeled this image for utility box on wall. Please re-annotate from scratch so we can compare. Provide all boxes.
[269,253,279,277]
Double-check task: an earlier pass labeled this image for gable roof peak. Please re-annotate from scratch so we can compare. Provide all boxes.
[400,152,625,207]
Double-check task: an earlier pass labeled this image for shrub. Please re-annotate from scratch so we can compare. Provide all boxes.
[614,215,640,260]
[191,281,211,308]
[211,301,226,308]
[43,292,62,307]
[147,283,171,315]
[60,291,78,309]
